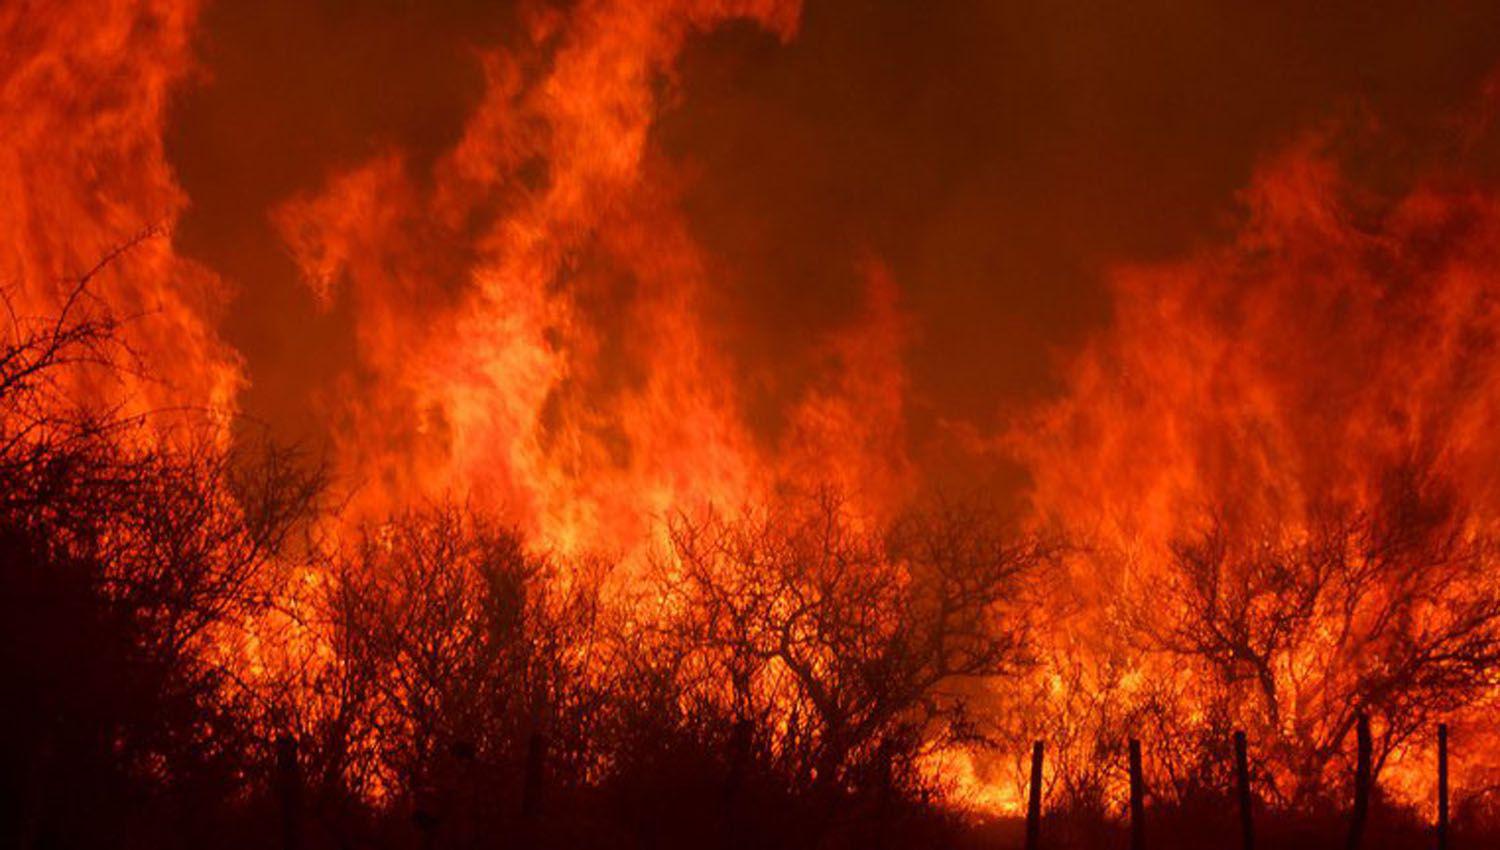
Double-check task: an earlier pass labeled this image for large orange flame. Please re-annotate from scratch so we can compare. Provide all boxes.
[1021,132,1500,567]
[12,0,1500,821]
[272,0,913,557]
[1,0,240,426]
[1015,130,1500,806]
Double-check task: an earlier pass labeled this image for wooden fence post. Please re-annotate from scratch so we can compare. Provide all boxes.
[521,731,547,849]
[1346,713,1371,850]
[275,734,302,850]
[722,718,753,850]
[1025,740,1044,850]
[1234,730,1253,850]
[1129,739,1146,850]
[1438,723,1449,850]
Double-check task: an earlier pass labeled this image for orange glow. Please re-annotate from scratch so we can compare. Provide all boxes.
[1020,137,1500,550]
[1015,132,1500,806]
[11,0,1500,829]
[271,0,922,558]
[1,0,240,427]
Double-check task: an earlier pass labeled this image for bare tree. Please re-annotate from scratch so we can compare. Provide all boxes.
[647,491,1053,800]
[0,252,324,849]
[1134,463,1500,806]
[306,505,608,842]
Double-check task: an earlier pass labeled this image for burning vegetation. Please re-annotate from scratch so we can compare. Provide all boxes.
[8,1,1500,849]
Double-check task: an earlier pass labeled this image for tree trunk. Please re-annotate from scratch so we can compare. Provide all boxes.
[1346,714,1371,850]
[1129,739,1146,850]
[521,732,548,850]
[1437,723,1449,850]
[1025,740,1044,850]
[276,734,302,850]
[1234,730,1253,850]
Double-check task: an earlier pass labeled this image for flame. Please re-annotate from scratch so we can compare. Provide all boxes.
[1021,134,1500,549]
[272,0,914,557]
[13,0,1500,822]
[1014,130,1500,805]
[0,0,241,426]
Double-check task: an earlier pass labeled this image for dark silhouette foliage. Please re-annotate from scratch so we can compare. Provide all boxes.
[4,259,1500,850]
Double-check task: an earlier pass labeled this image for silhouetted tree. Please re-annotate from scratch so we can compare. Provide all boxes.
[1136,462,1500,807]
[625,491,1052,846]
[0,264,323,849]
[301,506,607,848]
